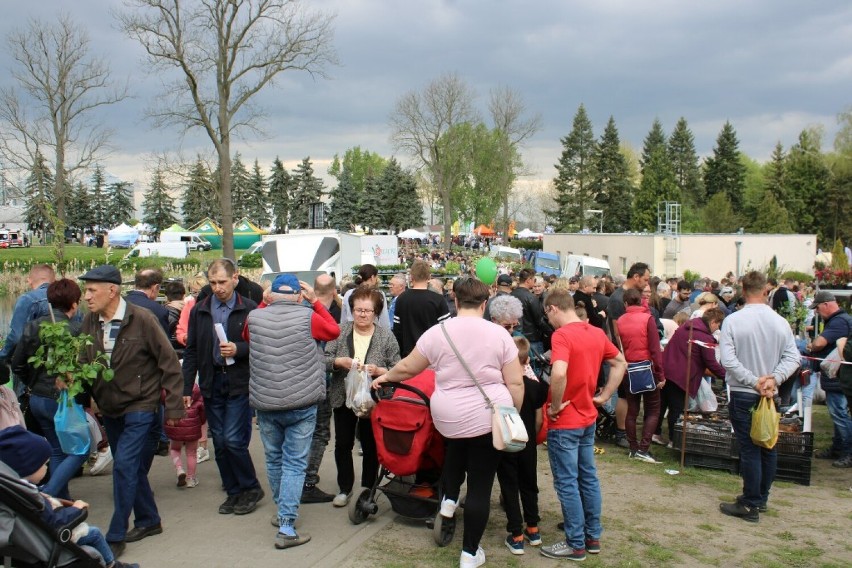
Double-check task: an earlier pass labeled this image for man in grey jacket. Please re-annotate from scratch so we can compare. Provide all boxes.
[718,271,799,523]
[247,273,339,549]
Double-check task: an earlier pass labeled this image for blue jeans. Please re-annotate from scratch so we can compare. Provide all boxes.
[77,526,113,565]
[257,405,317,527]
[547,425,602,550]
[205,382,259,496]
[29,394,89,500]
[102,411,160,542]
[729,391,776,508]
[824,390,852,457]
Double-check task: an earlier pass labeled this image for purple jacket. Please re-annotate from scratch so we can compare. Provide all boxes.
[662,318,726,397]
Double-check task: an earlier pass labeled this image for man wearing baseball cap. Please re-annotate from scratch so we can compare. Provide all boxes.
[483,273,514,320]
[77,265,184,558]
[807,290,852,468]
[247,273,339,549]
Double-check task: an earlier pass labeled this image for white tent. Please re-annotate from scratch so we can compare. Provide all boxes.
[398,229,428,240]
[107,223,139,248]
[517,228,542,239]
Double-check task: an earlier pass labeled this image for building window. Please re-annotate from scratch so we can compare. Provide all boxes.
[620,257,627,273]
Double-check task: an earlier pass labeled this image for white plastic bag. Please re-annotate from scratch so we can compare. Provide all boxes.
[344,359,361,409]
[696,379,718,413]
[345,361,375,418]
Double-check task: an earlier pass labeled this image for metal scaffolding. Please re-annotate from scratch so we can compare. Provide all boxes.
[658,201,681,277]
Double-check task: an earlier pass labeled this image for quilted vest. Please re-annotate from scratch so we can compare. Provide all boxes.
[248,301,325,411]
[618,306,653,362]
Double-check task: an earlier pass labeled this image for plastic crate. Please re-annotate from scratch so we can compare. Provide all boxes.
[673,423,738,458]
[775,454,812,486]
[775,431,814,457]
[683,452,740,475]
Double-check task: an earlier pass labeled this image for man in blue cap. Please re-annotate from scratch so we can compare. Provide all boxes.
[247,273,339,549]
[182,258,263,516]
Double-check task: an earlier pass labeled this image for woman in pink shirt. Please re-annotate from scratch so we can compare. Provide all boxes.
[372,277,523,568]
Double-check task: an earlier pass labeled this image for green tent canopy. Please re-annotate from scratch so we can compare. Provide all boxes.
[188,217,223,249]
[233,217,267,250]
[162,223,186,232]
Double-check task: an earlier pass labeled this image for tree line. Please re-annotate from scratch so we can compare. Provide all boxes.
[551,104,852,246]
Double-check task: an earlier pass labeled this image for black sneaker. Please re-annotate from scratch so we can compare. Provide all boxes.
[234,487,265,515]
[301,484,334,504]
[720,501,759,523]
[814,448,841,459]
[219,494,240,514]
[615,432,629,449]
[156,440,170,457]
[736,495,767,513]
[832,455,852,468]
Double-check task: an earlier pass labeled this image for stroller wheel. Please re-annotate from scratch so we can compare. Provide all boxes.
[432,512,456,547]
[348,488,373,525]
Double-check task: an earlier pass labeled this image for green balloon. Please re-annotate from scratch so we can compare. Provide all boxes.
[475,257,498,285]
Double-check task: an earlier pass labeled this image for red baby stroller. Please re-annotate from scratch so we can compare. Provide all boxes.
[347,370,448,536]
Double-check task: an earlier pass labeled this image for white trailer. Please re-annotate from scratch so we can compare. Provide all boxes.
[160,231,212,251]
[124,242,189,259]
[260,231,398,284]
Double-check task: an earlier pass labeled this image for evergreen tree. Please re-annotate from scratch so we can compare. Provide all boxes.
[89,165,108,230]
[246,160,270,227]
[750,190,793,233]
[106,181,134,227]
[641,119,667,175]
[290,157,325,230]
[824,157,852,245]
[327,166,359,231]
[785,129,830,236]
[182,159,219,227]
[590,116,633,232]
[268,158,293,233]
[668,117,703,205]
[702,192,742,233]
[142,168,178,237]
[632,146,679,232]
[24,152,55,236]
[357,172,385,232]
[703,121,746,210]
[230,153,250,221]
[68,181,95,234]
[381,158,423,231]
[552,104,597,232]
[763,142,788,206]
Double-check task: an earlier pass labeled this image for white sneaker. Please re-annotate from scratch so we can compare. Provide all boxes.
[89,448,113,476]
[197,447,210,463]
[440,497,458,518]
[460,547,485,568]
[332,492,351,507]
[186,477,199,488]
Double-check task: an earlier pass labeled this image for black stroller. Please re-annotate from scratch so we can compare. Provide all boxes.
[0,460,102,568]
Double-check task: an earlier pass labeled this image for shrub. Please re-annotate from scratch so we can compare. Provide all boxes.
[683,269,701,283]
[238,253,262,268]
[510,239,542,250]
[780,270,813,285]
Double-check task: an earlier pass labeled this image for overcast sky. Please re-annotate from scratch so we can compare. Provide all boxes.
[2,0,850,207]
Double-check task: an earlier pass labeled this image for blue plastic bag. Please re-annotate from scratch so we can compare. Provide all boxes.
[54,390,91,456]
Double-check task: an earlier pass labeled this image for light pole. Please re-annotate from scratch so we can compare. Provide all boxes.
[586,209,603,233]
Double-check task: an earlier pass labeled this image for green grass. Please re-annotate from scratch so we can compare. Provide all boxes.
[696,523,721,532]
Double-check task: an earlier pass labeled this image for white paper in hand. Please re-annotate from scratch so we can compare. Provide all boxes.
[214,323,236,365]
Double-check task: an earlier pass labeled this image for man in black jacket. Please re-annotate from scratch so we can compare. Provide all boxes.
[511,268,547,360]
[182,258,263,516]
[125,269,169,335]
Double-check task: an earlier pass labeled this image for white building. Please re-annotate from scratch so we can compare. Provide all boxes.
[543,232,817,279]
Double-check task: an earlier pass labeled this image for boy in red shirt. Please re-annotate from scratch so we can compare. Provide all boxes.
[540,289,626,562]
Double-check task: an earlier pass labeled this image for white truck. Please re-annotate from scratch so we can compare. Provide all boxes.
[260,231,399,284]
[160,231,212,251]
[124,242,189,259]
[561,254,611,279]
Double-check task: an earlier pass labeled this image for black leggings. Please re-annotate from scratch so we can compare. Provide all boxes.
[333,406,377,493]
[442,433,502,555]
[496,440,539,535]
[661,381,686,440]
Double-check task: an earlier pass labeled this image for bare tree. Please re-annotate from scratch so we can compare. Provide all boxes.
[488,85,541,238]
[390,73,477,249]
[0,14,127,225]
[118,0,337,259]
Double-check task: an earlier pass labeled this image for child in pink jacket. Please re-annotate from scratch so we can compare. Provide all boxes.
[163,384,205,487]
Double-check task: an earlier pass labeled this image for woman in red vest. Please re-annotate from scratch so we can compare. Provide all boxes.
[616,288,666,463]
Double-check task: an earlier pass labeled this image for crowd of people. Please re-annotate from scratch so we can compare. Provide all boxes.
[0,255,849,567]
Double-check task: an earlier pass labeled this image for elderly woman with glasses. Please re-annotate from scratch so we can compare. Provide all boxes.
[372,278,524,567]
[324,285,400,508]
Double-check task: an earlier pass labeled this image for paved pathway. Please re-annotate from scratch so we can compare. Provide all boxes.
[75,431,392,567]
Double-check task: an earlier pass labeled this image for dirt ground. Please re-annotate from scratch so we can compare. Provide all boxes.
[344,408,852,568]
